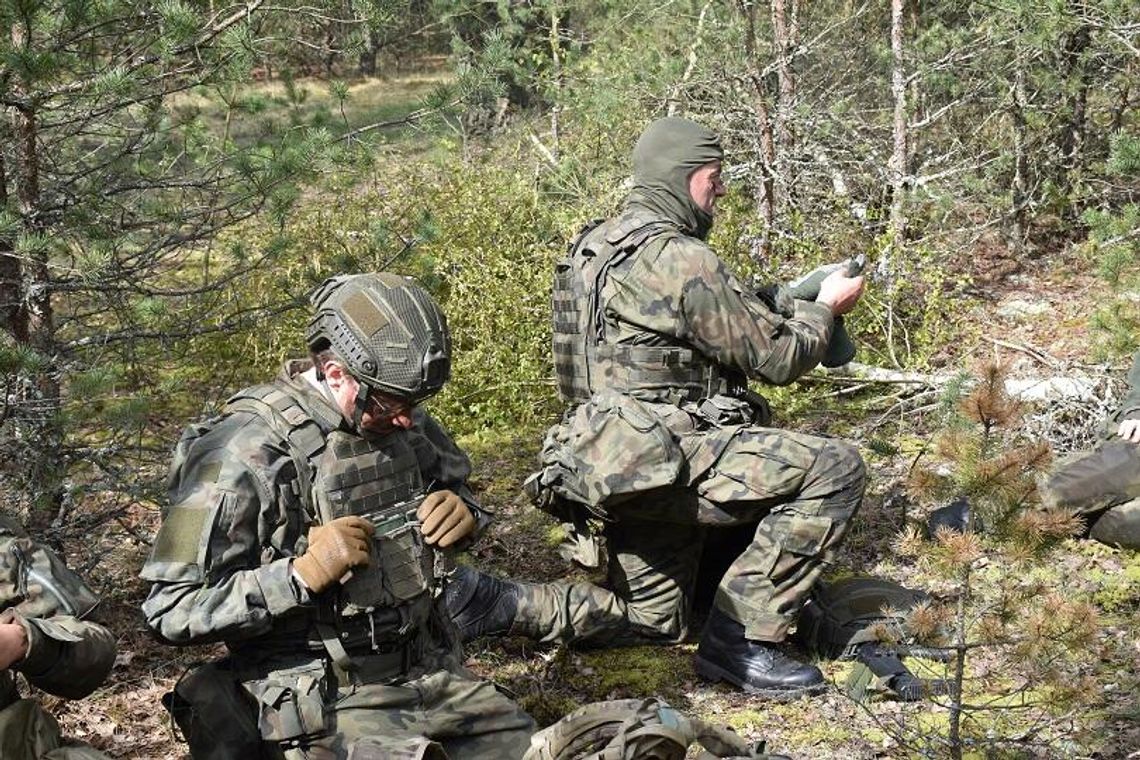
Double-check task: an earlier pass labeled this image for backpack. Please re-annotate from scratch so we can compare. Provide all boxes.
[793,576,949,702]
[522,697,788,760]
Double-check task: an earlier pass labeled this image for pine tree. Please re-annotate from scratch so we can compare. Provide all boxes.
[883,362,1094,757]
[0,1,388,527]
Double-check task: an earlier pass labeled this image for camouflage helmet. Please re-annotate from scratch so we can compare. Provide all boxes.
[306,273,451,405]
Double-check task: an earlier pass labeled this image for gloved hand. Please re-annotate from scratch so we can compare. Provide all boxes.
[293,516,374,593]
[1119,419,1140,444]
[417,490,476,548]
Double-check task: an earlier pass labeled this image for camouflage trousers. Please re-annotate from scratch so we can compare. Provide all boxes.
[0,699,111,760]
[1039,439,1140,550]
[233,647,534,760]
[515,428,865,644]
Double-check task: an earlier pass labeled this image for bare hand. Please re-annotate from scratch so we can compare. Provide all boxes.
[417,490,476,548]
[816,269,865,316]
[1119,419,1140,444]
[0,622,28,670]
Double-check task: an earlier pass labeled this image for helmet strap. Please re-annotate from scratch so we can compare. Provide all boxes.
[351,380,370,432]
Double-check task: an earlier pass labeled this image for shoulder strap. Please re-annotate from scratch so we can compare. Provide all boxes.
[590,220,679,344]
[225,383,328,521]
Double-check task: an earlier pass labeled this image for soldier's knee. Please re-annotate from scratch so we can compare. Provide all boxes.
[817,439,866,491]
[625,596,688,642]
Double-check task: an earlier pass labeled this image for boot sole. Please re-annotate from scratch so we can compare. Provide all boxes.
[694,655,828,701]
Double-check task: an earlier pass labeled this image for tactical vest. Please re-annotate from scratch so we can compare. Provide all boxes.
[552,214,727,404]
[223,382,439,663]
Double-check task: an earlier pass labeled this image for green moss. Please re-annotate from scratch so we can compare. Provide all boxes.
[545,523,569,548]
[1084,552,1140,614]
[568,646,694,702]
[519,692,582,727]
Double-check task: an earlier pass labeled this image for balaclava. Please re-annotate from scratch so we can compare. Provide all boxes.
[626,117,723,241]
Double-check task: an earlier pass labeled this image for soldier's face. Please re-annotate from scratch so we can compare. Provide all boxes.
[323,360,415,433]
[688,161,726,214]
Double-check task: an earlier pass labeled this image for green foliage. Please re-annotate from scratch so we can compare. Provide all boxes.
[1083,132,1140,356]
[0,1,411,520]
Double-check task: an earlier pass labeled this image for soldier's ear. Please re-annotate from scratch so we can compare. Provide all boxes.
[323,359,348,389]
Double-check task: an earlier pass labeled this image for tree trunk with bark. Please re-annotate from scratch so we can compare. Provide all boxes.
[738,0,777,266]
[1011,55,1030,255]
[888,0,909,253]
[8,19,64,527]
[771,0,799,196]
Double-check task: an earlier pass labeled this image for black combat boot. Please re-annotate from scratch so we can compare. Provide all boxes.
[444,565,521,643]
[695,607,827,699]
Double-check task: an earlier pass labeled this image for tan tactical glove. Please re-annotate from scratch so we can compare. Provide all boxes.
[417,490,476,548]
[293,516,374,593]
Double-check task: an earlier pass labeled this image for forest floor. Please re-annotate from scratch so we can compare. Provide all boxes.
[34,72,1140,759]
[48,252,1140,759]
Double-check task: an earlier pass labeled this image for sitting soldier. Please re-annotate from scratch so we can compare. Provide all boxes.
[140,273,534,759]
[0,514,116,760]
[1039,349,1140,549]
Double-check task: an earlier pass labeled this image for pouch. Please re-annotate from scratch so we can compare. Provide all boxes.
[243,659,330,742]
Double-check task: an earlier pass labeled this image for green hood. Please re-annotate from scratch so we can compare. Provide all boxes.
[626,117,723,240]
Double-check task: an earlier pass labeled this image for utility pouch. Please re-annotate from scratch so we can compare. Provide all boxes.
[376,520,433,603]
[5,540,100,621]
[338,496,429,614]
[164,661,264,758]
[243,659,330,743]
[697,394,763,427]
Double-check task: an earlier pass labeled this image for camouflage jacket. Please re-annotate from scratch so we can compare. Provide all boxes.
[140,360,486,649]
[1104,350,1140,439]
[0,515,116,708]
[591,205,835,389]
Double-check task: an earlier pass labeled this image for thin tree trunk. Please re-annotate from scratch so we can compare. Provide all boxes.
[888,0,909,250]
[771,0,798,196]
[667,0,713,117]
[947,560,971,760]
[1011,56,1029,255]
[884,0,909,368]
[10,19,64,526]
[0,148,20,342]
[905,0,921,173]
[548,5,562,161]
[738,0,777,265]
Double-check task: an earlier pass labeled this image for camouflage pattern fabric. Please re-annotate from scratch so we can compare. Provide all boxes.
[522,696,776,760]
[1039,350,1140,550]
[529,118,866,646]
[523,430,864,643]
[296,666,533,759]
[0,516,115,759]
[141,360,533,758]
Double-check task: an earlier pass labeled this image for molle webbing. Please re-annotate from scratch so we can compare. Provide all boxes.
[552,216,727,403]
[594,344,726,401]
[321,433,422,514]
[552,260,589,401]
